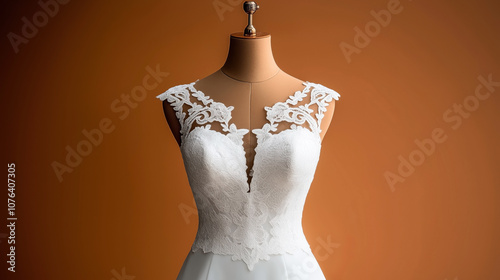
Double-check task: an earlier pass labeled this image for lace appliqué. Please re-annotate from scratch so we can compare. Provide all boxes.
[156,81,249,146]
[252,81,340,144]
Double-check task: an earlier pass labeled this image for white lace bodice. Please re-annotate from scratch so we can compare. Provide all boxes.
[157,81,340,271]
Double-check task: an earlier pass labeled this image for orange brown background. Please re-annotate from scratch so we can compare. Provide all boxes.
[1,0,499,279]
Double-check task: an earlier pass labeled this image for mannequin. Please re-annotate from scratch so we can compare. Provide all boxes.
[161,32,336,189]
[158,3,339,278]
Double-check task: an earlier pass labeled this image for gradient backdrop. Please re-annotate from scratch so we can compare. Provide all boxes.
[1,0,499,279]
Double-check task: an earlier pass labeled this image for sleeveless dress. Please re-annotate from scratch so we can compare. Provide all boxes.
[157,80,340,280]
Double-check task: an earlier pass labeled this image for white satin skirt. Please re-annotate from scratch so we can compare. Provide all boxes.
[176,249,327,280]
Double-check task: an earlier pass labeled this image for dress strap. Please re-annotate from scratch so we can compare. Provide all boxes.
[304,82,341,134]
[156,81,249,146]
[252,82,340,144]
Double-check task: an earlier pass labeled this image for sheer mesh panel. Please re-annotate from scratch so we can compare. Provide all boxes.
[157,80,340,147]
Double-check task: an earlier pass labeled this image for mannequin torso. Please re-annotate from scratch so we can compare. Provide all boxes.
[161,32,336,188]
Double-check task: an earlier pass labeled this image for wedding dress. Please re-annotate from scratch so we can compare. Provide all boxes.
[157,80,340,280]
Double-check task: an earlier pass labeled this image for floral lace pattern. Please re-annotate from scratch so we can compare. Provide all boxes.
[158,81,250,147]
[252,82,340,144]
[157,80,340,271]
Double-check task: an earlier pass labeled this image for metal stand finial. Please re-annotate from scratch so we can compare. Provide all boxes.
[243,1,259,36]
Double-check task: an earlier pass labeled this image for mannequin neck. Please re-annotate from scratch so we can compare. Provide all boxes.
[221,33,280,83]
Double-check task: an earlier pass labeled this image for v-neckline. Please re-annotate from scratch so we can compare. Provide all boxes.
[183,80,316,193]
